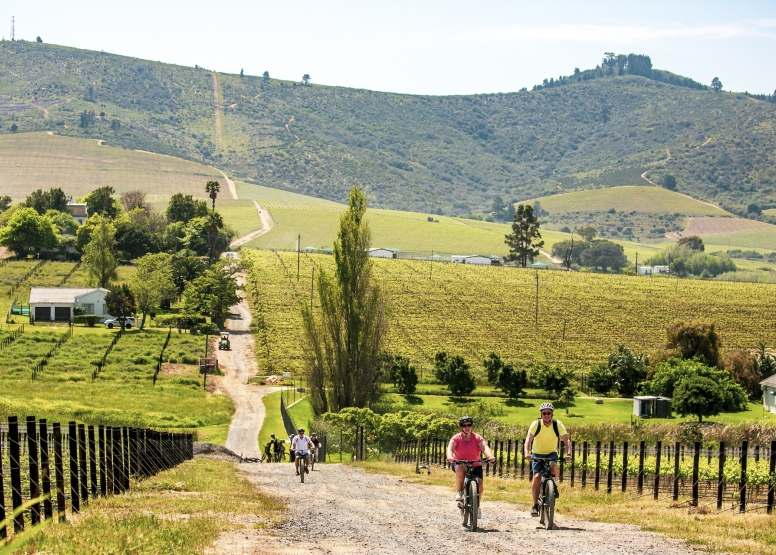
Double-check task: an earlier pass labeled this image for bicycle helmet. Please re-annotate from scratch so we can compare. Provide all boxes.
[459,415,474,426]
[539,403,554,412]
[297,427,305,432]
[311,432,317,437]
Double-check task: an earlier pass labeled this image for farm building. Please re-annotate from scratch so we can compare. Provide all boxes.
[633,396,672,418]
[66,203,88,225]
[637,265,653,275]
[761,374,776,414]
[29,287,111,323]
[451,255,492,266]
[368,248,397,259]
[653,265,670,274]
[530,261,548,269]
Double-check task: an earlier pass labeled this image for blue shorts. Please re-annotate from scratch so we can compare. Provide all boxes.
[531,452,558,474]
[295,450,309,457]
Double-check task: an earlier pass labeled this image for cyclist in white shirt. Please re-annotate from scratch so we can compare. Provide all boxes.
[291,427,313,475]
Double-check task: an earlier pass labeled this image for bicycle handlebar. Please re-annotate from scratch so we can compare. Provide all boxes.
[452,458,490,464]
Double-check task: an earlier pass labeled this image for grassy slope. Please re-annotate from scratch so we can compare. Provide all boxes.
[0,132,223,200]
[243,250,776,378]
[532,186,728,215]
[2,41,776,215]
[236,181,340,204]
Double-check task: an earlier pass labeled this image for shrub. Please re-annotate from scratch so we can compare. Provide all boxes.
[587,363,615,395]
[531,363,572,398]
[181,355,198,365]
[665,321,722,367]
[673,376,724,422]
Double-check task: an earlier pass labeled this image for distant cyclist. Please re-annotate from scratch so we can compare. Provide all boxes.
[446,416,496,517]
[310,432,321,464]
[524,403,571,517]
[291,427,313,476]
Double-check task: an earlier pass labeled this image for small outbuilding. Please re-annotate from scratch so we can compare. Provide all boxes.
[760,374,776,414]
[29,287,111,323]
[368,248,397,259]
[637,265,653,275]
[452,255,492,266]
[633,396,672,418]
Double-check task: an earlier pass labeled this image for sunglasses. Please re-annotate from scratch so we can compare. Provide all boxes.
[460,424,472,428]
[541,411,553,416]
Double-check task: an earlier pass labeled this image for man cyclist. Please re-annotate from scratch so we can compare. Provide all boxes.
[446,416,496,518]
[524,402,571,517]
[310,432,321,464]
[291,427,313,475]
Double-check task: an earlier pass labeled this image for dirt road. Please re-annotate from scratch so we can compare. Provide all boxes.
[230,201,275,248]
[217,275,278,459]
[212,463,695,555]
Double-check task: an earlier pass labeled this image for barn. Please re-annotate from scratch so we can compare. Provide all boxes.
[367,248,397,259]
[29,287,111,323]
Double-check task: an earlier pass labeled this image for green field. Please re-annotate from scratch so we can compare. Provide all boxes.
[0,132,224,200]
[236,181,341,204]
[243,249,776,377]
[532,186,729,216]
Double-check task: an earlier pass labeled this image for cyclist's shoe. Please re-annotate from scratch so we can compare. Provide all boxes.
[455,491,463,501]
[531,505,539,517]
[305,466,309,474]
[555,487,560,499]
[295,471,300,476]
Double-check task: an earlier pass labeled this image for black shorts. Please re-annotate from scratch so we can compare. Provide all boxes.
[452,463,483,480]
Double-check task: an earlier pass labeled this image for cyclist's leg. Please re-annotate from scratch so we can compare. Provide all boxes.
[454,464,467,493]
[531,457,544,506]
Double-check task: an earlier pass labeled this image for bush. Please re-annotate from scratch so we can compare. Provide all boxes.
[587,364,615,395]
[531,363,573,398]
[73,315,98,327]
[673,376,725,422]
[665,321,722,367]
[389,355,418,395]
[181,355,198,365]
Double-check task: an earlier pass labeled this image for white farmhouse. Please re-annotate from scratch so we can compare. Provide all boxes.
[29,287,111,323]
[761,374,776,414]
[66,203,88,225]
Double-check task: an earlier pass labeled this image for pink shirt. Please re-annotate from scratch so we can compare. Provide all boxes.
[451,432,484,463]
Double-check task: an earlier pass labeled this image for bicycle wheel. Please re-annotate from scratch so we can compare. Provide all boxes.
[300,457,306,483]
[461,479,471,527]
[469,479,479,532]
[311,452,315,471]
[544,479,555,530]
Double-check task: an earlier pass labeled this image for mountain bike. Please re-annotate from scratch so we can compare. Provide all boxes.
[532,455,558,530]
[310,447,318,471]
[454,459,487,532]
[297,451,309,483]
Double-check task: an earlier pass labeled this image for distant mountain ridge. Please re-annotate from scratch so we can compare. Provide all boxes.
[1,41,775,217]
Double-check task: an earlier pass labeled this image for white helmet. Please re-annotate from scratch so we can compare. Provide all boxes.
[540,402,554,412]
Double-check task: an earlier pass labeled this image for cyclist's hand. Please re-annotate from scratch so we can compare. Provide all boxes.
[525,454,532,461]
[488,456,496,463]
[447,457,454,464]
[564,455,572,462]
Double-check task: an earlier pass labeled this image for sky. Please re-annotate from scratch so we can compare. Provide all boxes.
[2,0,775,96]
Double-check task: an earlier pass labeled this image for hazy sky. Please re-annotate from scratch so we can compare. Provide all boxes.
[3,0,775,96]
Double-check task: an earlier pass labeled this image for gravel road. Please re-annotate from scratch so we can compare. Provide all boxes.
[217,276,279,459]
[215,463,696,555]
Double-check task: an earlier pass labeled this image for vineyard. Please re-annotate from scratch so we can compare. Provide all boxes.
[242,249,776,378]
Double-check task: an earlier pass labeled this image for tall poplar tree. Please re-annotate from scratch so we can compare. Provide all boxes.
[83,214,118,288]
[301,185,388,414]
[504,204,544,267]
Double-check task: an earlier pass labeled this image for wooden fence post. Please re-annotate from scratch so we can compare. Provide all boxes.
[717,442,725,510]
[122,427,130,490]
[26,416,41,525]
[767,440,775,514]
[106,427,114,495]
[78,424,88,505]
[0,428,5,540]
[740,440,748,513]
[9,416,24,532]
[672,441,680,501]
[88,426,97,497]
[621,441,628,493]
[113,427,123,493]
[595,441,601,490]
[39,419,52,520]
[499,440,504,478]
[606,441,614,494]
[582,441,588,488]
[52,423,66,522]
[691,442,700,506]
[99,426,107,496]
[637,441,645,494]
[654,441,662,500]
[570,441,576,487]
[68,421,80,513]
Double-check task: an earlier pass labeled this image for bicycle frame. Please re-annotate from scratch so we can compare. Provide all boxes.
[454,458,487,532]
[532,455,558,530]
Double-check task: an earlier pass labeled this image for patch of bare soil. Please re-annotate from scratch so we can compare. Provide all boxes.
[210,463,698,555]
[159,363,199,377]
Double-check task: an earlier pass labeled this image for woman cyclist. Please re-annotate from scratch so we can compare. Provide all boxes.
[446,416,496,518]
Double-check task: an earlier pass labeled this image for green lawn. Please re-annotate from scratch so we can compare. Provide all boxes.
[287,396,314,432]
[531,186,728,215]
[258,391,287,447]
[384,393,776,428]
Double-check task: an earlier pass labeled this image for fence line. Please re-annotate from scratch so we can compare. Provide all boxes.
[0,324,24,350]
[152,327,173,386]
[31,325,73,380]
[0,415,193,544]
[6,260,47,299]
[391,437,776,515]
[91,328,123,382]
[279,398,297,438]
[57,262,81,287]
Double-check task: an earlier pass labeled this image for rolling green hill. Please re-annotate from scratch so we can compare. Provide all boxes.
[2,41,776,217]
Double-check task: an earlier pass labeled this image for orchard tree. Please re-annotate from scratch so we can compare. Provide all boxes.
[129,253,176,329]
[82,214,118,288]
[0,207,59,256]
[389,356,418,395]
[673,376,724,422]
[504,204,544,267]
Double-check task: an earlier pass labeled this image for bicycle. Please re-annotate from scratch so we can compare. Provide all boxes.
[453,459,487,532]
[297,451,309,483]
[531,455,560,530]
[310,448,318,471]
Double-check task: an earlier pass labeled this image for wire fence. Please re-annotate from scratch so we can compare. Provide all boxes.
[0,415,194,543]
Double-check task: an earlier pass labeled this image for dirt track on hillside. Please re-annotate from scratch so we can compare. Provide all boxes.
[209,463,697,555]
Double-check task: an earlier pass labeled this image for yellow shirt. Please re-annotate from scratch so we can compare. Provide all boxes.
[527,419,567,455]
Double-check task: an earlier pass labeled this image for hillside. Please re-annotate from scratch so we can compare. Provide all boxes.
[1,41,776,216]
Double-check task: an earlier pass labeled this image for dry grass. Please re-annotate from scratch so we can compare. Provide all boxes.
[684,217,771,236]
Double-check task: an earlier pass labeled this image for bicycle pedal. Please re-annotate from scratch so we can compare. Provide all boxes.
[457,501,464,509]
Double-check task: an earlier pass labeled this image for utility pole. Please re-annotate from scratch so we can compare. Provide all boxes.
[11,16,14,41]
[534,269,539,331]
